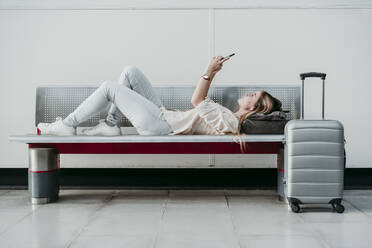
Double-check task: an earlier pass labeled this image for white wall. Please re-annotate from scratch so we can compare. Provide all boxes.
[1,2,371,168]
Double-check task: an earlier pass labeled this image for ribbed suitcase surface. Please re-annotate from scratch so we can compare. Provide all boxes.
[285,120,344,204]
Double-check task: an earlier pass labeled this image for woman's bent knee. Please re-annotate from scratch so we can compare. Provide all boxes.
[100,80,119,101]
[120,65,140,79]
[118,65,141,87]
[123,65,139,74]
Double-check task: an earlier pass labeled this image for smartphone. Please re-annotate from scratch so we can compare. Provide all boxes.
[221,53,235,60]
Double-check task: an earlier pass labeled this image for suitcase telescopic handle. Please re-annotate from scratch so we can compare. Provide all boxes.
[300,72,326,80]
[300,72,326,120]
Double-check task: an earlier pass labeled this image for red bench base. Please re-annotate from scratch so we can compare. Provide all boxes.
[29,142,283,154]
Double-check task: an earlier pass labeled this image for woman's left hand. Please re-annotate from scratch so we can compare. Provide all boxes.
[204,56,230,75]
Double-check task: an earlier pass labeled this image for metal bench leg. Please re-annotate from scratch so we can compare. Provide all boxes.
[277,147,286,202]
[28,148,60,204]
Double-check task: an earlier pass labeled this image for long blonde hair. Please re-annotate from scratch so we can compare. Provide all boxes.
[232,91,282,153]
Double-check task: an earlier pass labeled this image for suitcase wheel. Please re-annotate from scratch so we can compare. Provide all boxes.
[332,203,345,213]
[290,203,301,213]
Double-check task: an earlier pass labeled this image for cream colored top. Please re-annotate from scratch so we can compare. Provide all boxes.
[160,97,239,135]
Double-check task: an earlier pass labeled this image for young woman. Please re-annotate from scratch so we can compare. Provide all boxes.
[38,55,282,151]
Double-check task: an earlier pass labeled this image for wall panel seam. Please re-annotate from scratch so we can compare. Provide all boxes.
[209,8,215,58]
[1,8,372,10]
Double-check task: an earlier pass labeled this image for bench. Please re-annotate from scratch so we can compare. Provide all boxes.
[8,83,300,204]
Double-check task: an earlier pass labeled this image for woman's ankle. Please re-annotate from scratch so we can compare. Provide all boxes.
[62,118,76,128]
[105,119,117,127]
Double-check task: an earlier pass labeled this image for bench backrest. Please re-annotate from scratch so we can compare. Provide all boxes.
[35,83,300,127]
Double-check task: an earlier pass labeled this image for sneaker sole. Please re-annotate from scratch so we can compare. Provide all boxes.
[37,128,76,136]
[82,132,121,136]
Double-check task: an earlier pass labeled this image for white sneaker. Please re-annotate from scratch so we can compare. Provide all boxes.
[82,119,121,136]
[37,117,76,136]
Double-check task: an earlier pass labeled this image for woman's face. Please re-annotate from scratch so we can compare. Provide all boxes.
[238,91,264,111]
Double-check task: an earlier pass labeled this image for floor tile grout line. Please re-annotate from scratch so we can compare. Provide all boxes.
[0,209,38,237]
[0,195,46,237]
[254,196,332,248]
[305,226,332,248]
[224,193,243,248]
[343,198,372,220]
[65,190,117,248]
[152,190,170,248]
[0,190,11,196]
[293,211,332,248]
[238,233,332,239]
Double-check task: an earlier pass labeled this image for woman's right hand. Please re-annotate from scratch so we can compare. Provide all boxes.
[204,56,230,75]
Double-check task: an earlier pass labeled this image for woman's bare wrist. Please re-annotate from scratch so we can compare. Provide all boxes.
[203,69,215,76]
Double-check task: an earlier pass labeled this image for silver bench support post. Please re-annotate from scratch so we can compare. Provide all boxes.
[277,147,287,202]
[28,148,60,204]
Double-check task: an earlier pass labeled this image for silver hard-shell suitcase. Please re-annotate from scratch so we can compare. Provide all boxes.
[284,72,345,213]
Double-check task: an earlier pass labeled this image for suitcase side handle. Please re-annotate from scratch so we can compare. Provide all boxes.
[300,72,326,80]
[300,72,326,120]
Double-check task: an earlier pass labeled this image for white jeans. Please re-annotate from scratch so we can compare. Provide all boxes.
[63,66,173,135]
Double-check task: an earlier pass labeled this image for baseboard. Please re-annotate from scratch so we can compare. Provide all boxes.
[0,168,371,189]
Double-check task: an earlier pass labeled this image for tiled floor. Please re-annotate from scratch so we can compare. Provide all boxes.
[0,189,371,248]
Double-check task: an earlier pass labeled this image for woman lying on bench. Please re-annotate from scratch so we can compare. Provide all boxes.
[38,56,282,151]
